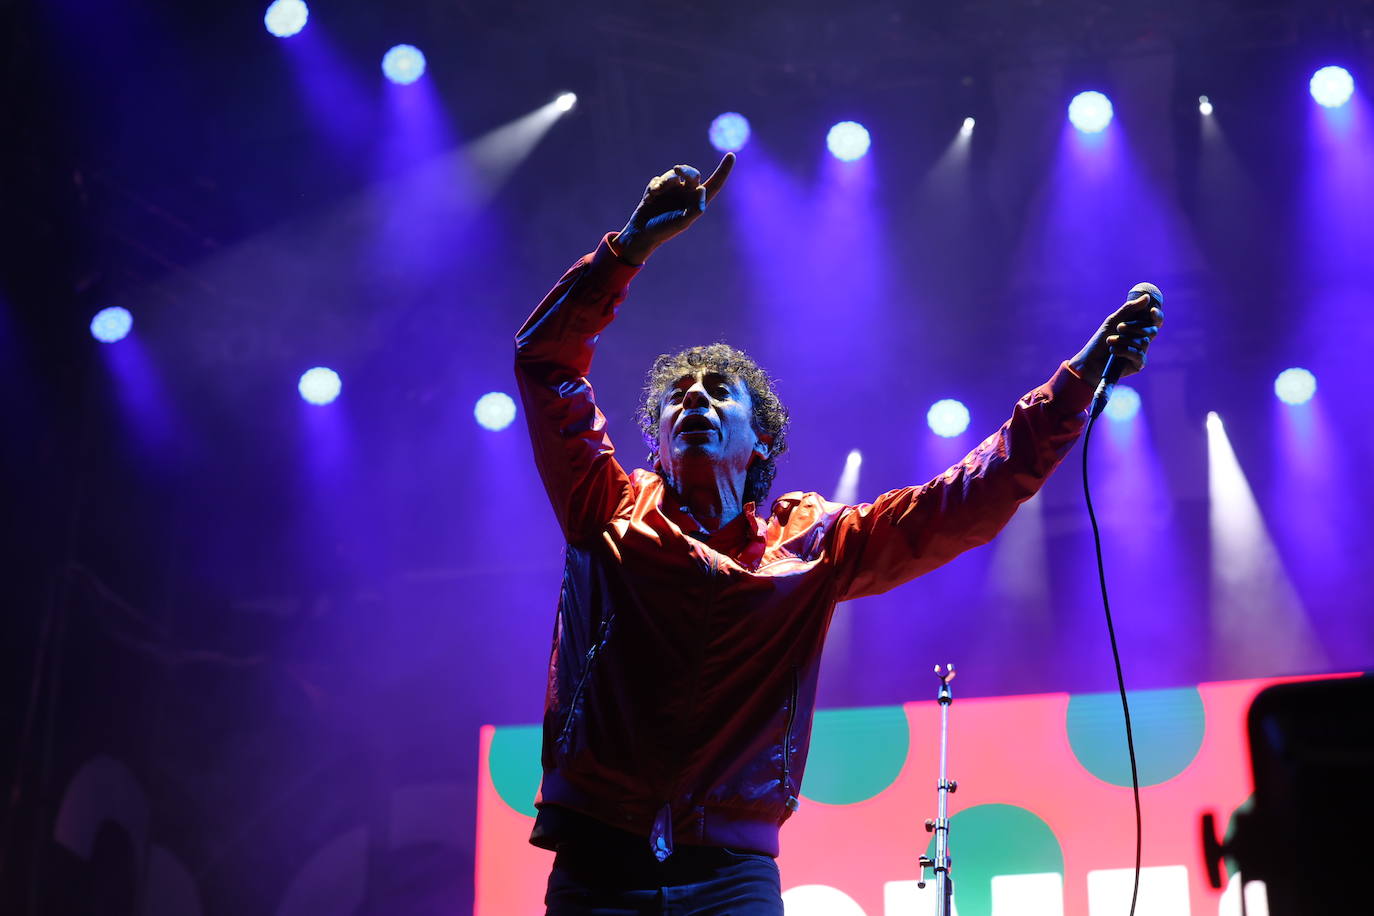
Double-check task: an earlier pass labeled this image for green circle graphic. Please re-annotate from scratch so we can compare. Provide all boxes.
[801,705,908,805]
[488,725,543,818]
[924,804,1064,916]
[1066,686,1206,787]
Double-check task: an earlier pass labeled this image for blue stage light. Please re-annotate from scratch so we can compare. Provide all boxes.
[554,92,577,112]
[709,112,751,152]
[382,44,426,85]
[263,0,308,38]
[1068,91,1114,133]
[927,399,970,438]
[826,121,871,162]
[90,306,133,343]
[1274,368,1317,405]
[474,392,517,431]
[298,367,342,405]
[1103,384,1141,422]
[1310,66,1354,108]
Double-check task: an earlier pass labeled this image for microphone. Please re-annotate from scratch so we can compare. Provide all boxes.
[1091,282,1162,420]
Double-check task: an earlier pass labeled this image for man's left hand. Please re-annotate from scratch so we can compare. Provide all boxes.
[1069,294,1164,384]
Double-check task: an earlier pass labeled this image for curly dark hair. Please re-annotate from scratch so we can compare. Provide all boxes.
[636,343,790,507]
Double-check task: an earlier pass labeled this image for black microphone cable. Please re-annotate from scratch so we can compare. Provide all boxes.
[1081,408,1142,916]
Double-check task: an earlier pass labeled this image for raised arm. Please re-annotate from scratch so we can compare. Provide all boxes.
[514,155,736,542]
[515,242,637,543]
[830,293,1164,600]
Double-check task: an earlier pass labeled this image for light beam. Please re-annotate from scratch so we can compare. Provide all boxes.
[830,449,863,505]
[1206,412,1324,676]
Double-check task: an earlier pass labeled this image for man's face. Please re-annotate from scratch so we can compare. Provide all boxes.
[656,369,767,487]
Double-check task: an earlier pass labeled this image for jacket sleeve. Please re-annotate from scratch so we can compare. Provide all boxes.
[515,235,641,543]
[830,362,1094,601]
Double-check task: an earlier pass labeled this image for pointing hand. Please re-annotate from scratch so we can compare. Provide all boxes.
[613,153,735,265]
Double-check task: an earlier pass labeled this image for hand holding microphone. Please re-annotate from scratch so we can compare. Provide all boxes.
[1070,282,1166,419]
[1073,282,1165,916]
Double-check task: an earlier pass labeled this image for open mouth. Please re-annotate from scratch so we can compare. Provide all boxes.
[676,415,717,437]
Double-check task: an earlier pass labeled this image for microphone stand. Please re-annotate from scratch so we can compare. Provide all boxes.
[918,664,957,916]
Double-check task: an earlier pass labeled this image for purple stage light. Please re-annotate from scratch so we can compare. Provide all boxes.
[709,112,751,152]
[90,306,133,343]
[1103,384,1141,422]
[263,0,308,38]
[926,398,970,438]
[474,392,517,431]
[554,92,577,113]
[831,449,863,505]
[826,121,871,162]
[1274,368,1317,405]
[1310,66,1354,108]
[382,44,426,85]
[298,367,341,405]
[1198,95,1214,116]
[1068,91,1114,133]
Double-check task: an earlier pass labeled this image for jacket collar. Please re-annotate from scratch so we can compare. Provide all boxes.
[658,482,768,567]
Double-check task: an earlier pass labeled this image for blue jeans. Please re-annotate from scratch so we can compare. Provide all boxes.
[544,842,783,916]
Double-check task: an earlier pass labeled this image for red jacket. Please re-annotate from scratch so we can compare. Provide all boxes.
[515,236,1094,858]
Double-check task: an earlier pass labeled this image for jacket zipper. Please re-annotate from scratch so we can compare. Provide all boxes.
[781,666,800,803]
[558,616,613,751]
[654,551,718,859]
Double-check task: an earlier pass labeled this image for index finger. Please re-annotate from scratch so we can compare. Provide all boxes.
[703,152,735,202]
[1120,305,1165,333]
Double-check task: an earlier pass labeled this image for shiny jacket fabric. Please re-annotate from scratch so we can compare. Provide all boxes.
[515,236,1094,858]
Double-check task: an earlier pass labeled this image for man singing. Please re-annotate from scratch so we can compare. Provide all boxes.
[514,152,1162,915]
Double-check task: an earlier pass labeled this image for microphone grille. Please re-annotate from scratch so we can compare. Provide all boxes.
[1129,282,1163,306]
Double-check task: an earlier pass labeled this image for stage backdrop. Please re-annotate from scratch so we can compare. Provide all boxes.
[476,674,1346,916]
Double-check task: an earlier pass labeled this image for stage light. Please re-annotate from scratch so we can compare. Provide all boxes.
[831,449,863,504]
[1310,66,1354,108]
[1068,91,1114,133]
[1103,384,1141,422]
[382,44,426,85]
[708,112,751,152]
[90,306,133,343]
[298,367,341,405]
[1198,95,1214,116]
[960,117,975,136]
[474,391,517,431]
[826,121,871,162]
[927,398,970,438]
[263,0,308,38]
[1206,407,1321,671]
[1274,367,1317,405]
[554,92,577,113]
